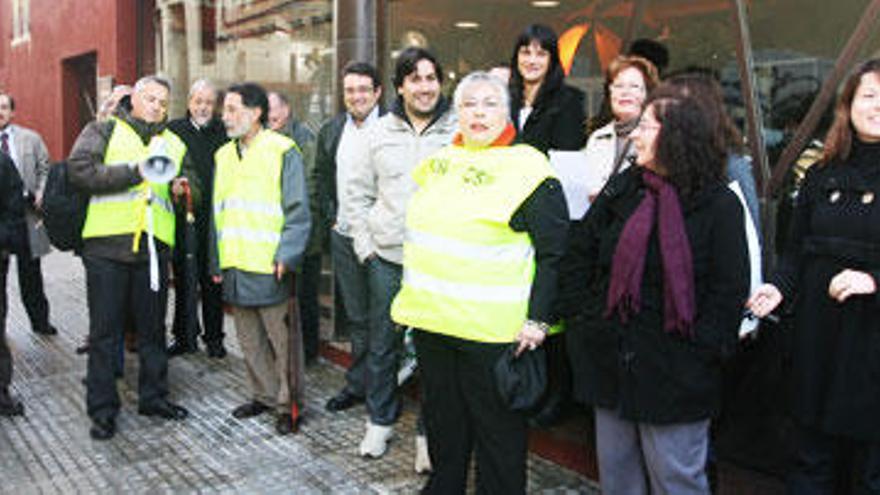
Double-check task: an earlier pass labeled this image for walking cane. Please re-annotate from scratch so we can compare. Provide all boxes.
[287,277,303,427]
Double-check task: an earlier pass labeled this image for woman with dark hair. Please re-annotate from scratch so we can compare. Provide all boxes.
[509,24,587,154]
[562,87,749,494]
[748,58,880,493]
[509,24,586,427]
[664,71,761,230]
[582,55,659,201]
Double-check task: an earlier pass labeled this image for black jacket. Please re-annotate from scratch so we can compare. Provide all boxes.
[772,141,880,442]
[166,117,228,222]
[0,152,26,254]
[561,167,748,423]
[511,84,587,154]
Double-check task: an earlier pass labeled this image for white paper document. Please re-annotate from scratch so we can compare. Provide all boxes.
[548,150,600,221]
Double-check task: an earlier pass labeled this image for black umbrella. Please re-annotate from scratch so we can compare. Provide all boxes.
[178,183,200,350]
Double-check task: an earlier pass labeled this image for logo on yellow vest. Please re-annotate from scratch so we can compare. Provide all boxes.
[462,166,493,187]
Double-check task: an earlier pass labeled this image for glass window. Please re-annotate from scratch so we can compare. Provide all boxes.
[158,0,334,131]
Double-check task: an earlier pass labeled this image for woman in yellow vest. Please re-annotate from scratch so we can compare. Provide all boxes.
[391,71,568,494]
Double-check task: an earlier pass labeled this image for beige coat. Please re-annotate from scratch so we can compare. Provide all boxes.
[347,109,457,264]
[581,122,635,199]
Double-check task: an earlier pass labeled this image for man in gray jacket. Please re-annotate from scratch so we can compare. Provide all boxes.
[211,83,310,436]
[69,75,197,440]
[0,92,56,336]
[347,47,457,459]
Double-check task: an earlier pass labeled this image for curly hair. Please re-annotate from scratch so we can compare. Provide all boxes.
[645,90,727,204]
[664,71,743,154]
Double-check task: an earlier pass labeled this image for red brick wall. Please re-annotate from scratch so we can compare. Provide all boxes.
[0,0,146,159]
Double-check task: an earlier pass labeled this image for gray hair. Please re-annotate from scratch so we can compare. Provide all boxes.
[453,71,510,114]
[188,78,216,99]
[134,75,172,94]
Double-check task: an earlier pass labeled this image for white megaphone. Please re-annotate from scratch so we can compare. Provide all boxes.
[142,136,177,184]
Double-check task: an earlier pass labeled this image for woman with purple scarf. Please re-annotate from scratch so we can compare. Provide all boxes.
[561,85,749,494]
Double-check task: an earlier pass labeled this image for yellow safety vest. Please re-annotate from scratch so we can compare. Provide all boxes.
[81,117,186,247]
[391,144,555,343]
[213,129,298,274]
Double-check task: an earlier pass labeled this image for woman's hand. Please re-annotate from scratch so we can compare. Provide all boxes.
[828,269,876,302]
[515,320,548,357]
[746,283,783,318]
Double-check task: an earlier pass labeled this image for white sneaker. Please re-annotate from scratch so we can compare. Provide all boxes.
[359,421,393,458]
[414,434,432,474]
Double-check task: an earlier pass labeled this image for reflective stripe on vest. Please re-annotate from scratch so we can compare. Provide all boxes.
[213,129,296,274]
[80,117,185,247]
[391,144,555,343]
[90,189,175,215]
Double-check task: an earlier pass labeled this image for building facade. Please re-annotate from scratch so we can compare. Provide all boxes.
[0,0,155,158]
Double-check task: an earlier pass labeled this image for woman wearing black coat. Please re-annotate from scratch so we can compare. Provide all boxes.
[562,86,748,494]
[507,24,586,426]
[508,24,586,154]
[748,59,880,494]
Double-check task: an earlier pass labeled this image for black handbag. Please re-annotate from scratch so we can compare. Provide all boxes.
[494,344,547,412]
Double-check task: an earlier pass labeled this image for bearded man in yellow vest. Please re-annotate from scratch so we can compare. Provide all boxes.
[69,75,201,440]
[210,83,311,436]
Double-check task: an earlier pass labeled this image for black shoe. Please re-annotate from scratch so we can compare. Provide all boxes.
[232,401,270,419]
[139,401,189,420]
[33,324,58,336]
[167,342,197,357]
[0,393,24,417]
[90,417,115,440]
[325,390,364,412]
[275,413,300,435]
[206,344,227,359]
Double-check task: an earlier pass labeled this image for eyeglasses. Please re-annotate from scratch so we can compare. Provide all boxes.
[460,98,503,111]
[634,120,661,132]
[610,82,646,94]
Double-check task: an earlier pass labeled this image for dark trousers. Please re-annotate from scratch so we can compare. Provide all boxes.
[171,228,224,348]
[331,231,369,397]
[788,425,880,495]
[0,253,11,391]
[12,248,50,333]
[365,256,403,426]
[414,330,527,495]
[296,253,321,361]
[84,254,170,422]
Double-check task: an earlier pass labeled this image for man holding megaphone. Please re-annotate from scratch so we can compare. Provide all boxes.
[68,75,201,440]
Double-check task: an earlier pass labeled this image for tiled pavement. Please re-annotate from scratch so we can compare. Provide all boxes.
[1,252,598,494]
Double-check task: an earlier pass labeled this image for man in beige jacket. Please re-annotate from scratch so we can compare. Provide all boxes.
[346,47,456,461]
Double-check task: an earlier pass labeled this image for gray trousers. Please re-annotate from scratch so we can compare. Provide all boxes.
[233,300,304,413]
[594,407,710,495]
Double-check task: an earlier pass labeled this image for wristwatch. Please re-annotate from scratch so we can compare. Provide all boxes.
[525,319,550,334]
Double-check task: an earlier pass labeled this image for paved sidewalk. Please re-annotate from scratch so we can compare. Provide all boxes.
[1,252,597,494]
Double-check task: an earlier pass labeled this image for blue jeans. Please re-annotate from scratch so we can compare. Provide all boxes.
[330,231,369,397]
[365,255,403,426]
